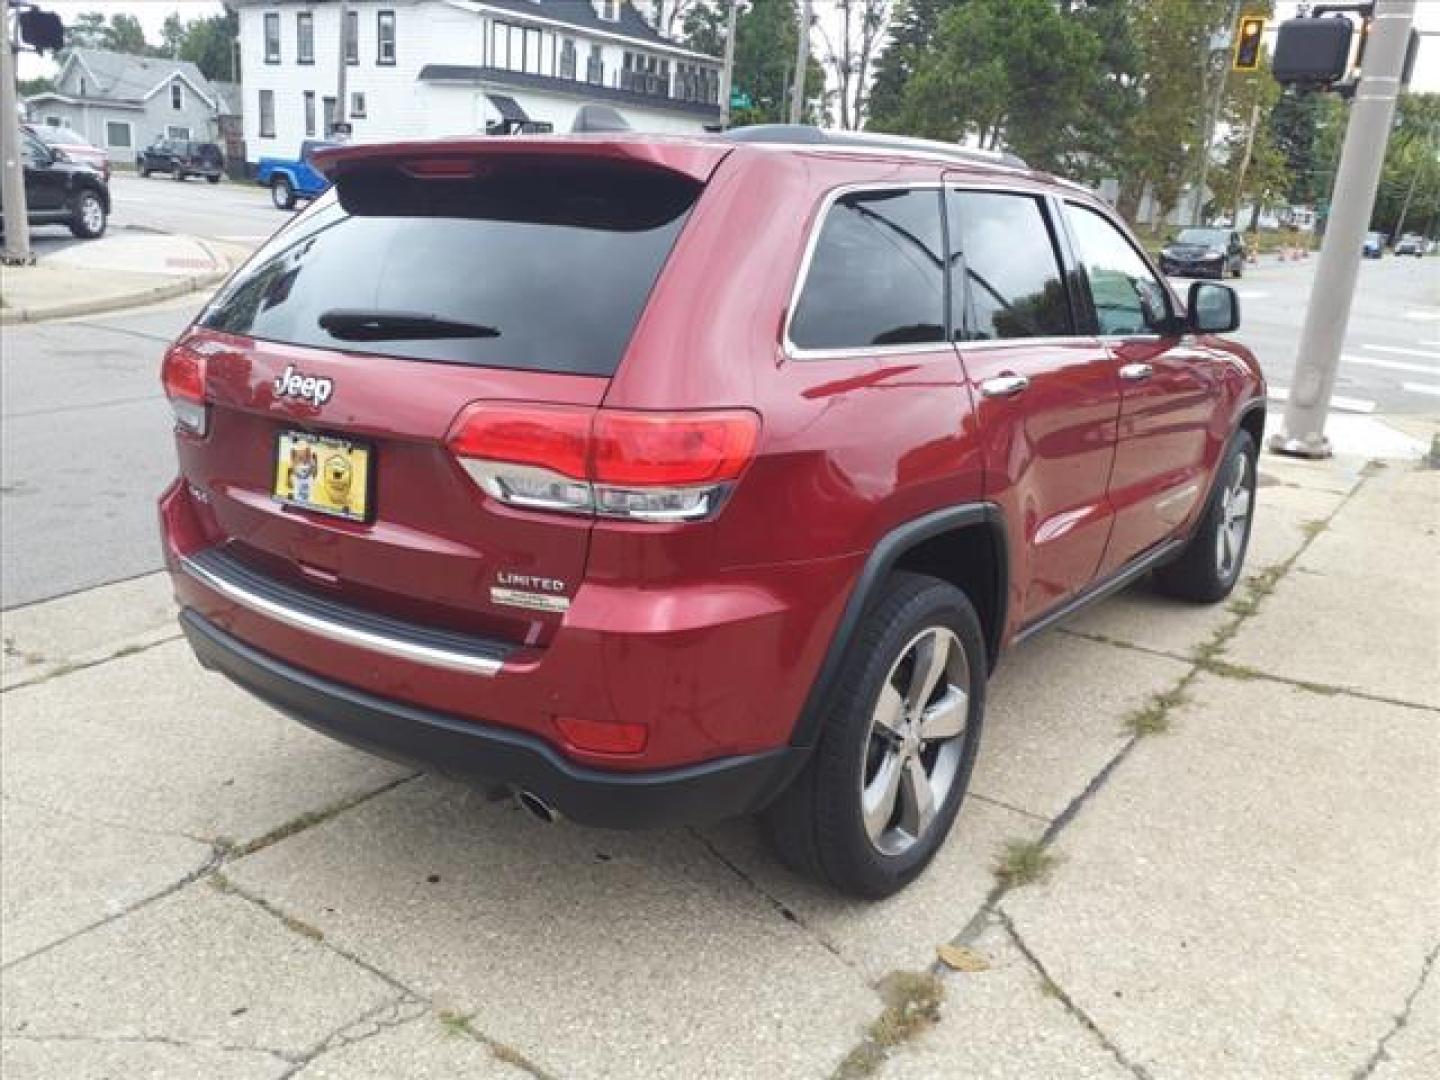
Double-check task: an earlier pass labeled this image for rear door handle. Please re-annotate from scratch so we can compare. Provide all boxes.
[1119,363,1154,382]
[979,374,1030,399]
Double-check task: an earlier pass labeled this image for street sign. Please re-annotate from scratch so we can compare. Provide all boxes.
[730,91,751,110]
[1233,14,1266,71]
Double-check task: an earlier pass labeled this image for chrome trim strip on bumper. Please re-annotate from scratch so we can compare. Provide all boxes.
[179,554,505,677]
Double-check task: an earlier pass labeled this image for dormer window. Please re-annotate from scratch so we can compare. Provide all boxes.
[597,0,620,21]
[171,80,184,110]
[79,76,87,97]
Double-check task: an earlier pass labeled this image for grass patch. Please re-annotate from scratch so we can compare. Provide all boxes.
[994,839,1057,889]
[438,1010,471,1038]
[1123,685,1188,737]
[1299,518,1328,540]
[1195,657,1262,681]
[835,971,945,1079]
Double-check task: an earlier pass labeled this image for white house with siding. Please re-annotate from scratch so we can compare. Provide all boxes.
[236,0,722,166]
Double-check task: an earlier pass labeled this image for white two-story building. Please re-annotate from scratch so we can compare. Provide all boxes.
[237,0,722,165]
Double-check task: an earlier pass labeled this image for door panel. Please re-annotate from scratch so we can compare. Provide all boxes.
[1061,201,1219,574]
[946,186,1120,627]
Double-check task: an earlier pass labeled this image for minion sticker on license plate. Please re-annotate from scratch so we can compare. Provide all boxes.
[274,431,372,521]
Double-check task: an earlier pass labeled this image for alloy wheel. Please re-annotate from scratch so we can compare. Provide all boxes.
[1215,453,1252,579]
[860,626,970,856]
[81,194,104,234]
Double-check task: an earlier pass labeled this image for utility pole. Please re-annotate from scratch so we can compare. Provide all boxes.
[1,3,33,266]
[1270,0,1417,459]
[1193,0,1243,227]
[788,0,809,125]
[718,0,738,130]
[335,0,349,137]
[1231,98,1262,229]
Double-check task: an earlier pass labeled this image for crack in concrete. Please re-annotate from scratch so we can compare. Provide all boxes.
[967,791,1052,824]
[0,790,217,847]
[275,997,429,1080]
[997,911,1154,1080]
[0,1031,298,1064]
[686,826,862,975]
[438,1011,565,1080]
[1352,939,1440,1079]
[226,773,422,861]
[0,631,184,692]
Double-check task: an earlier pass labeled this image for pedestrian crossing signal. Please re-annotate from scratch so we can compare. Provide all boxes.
[1233,15,1266,71]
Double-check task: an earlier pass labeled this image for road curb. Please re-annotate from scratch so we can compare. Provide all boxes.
[0,266,229,326]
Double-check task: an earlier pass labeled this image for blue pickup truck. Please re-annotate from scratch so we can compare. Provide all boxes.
[255,140,334,210]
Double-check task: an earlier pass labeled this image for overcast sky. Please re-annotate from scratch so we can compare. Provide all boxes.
[18,1,1438,94]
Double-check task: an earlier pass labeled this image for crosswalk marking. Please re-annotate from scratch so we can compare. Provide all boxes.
[1343,354,1438,376]
[1362,344,1440,361]
[1401,382,1440,398]
[1267,387,1376,414]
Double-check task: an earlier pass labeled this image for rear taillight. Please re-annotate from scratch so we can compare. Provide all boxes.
[161,344,208,436]
[446,404,759,523]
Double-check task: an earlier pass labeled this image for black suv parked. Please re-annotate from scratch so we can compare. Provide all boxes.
[138,138,225,183]
[0,131,109,239]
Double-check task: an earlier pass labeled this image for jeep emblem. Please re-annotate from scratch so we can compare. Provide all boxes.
[273,365,334,407]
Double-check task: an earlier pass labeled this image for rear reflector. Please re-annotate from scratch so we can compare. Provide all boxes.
[446,404,759,523]
[161,345,208,435]
[554,716,648,755]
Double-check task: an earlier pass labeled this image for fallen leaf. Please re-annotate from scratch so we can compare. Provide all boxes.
[937,943,990,972]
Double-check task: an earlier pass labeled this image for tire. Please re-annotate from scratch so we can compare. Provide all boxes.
[764,572,987,900]
[139,166,150,178]
[1153,429,1257,603]
[68,189,107,239]
[1232,258,1244,279]
[173,169,186,182]
[271,175,296,210]
[206,173,221,184]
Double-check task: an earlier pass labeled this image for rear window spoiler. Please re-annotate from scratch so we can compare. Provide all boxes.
[311,136,733,186]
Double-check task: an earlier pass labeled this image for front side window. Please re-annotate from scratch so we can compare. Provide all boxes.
[345,10,359,64]
[377,11,396,64]
[948,191,1074,340]
[297,12,314,64]
[1066,203,1170,336]
[264,11,280,63]
[259,88,276,137]
[790,189,947,352]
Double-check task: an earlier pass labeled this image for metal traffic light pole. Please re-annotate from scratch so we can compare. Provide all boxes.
[1,2,34,265]
[1270,0,1417,458]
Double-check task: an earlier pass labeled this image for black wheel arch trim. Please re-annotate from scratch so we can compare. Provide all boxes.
[788,502,1007,749]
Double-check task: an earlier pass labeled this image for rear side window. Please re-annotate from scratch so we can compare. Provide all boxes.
[948,191,1074,340]
[789,188,945,351]
[199,161,698,377]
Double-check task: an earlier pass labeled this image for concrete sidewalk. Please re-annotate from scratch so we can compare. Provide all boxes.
[0,233,243,324]
[1,444,1436,1078]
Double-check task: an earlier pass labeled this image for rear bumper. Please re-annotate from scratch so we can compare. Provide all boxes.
[182,609,808,829]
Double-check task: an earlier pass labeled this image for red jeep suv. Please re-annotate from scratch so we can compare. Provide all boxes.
[159,127,1264,898]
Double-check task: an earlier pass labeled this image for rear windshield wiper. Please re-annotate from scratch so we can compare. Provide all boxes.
[318,309,500,341]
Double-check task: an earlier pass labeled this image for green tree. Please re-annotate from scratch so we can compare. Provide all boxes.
[59,11,150,56]
[1058,0,1142,186]
[1269,90,1326,205]
[105,13,148,54]
[867,0,961,131]
[159,13,187,57]
[1374,93,1440,239]
[1208,55,1289,230]
[685,0,821,124]
[179,9,242,82]
[896,0,1101,173]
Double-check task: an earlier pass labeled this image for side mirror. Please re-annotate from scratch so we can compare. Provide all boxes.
[1188,281,1239,333]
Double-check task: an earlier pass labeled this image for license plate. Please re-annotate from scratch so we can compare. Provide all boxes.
[273,430,372,521]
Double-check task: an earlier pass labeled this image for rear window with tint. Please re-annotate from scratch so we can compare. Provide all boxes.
[199,160,699,376]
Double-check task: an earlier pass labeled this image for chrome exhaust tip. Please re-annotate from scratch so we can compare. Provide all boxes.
[514,789,560,824]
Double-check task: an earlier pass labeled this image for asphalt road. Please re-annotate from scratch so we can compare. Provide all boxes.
[2,251,1436,610]
[25,172,289,257]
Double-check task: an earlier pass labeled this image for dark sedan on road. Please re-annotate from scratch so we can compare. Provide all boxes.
[1160,228,1247,279]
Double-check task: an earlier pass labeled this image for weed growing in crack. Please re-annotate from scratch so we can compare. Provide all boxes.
[438,1010,471,1038]
[1123,685,1188,737]
[835,971,944,1079]
[994,839,1057,888]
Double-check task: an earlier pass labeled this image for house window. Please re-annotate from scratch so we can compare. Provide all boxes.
[345,10,359,64]
[323,97,337,137]
[598,0,620,21]
[45,115,62,126]
[105,120,132,148]
[166,125,191,140]
[259,88,276,137]
[78,77,87,97]
[559,39,576,80]
[304,91,316,137]
[523,27,542,74]
[264,11,280,63]
[586,45,603,84]
[350,91,366,117]
[297,12,314,64]
[171,80,184,110]
[377,11,396,64]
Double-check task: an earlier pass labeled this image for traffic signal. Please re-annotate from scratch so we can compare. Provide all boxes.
[1233,15,1266,72]
[1272,16,1354,86]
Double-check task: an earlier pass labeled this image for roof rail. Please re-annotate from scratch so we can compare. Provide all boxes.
[722,124,1029,170]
